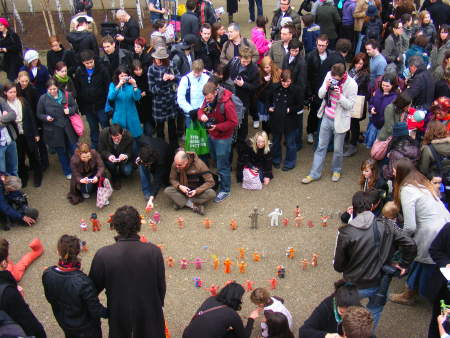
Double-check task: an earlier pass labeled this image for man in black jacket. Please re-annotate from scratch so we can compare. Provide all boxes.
[115,9,140,51]
[100,35,133,78]
[405,55,435,110]
[181,0,200,39]
[195,23,220,72]
[305,34,345,144]
[334,191,417,329]
[74,50,110,149]
[98,124,134,190]
[66,16,99,60]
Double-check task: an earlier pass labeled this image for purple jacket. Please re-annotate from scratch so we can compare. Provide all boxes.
[368,89,398,129]
[342,0,357,26]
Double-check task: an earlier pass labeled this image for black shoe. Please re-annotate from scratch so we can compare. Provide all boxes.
[282,167,293,172]
[33,174,42,188]
[273,163,281,169]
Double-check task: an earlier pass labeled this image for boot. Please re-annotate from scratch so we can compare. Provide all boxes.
[389,287,417,306]
[8,238,44,282]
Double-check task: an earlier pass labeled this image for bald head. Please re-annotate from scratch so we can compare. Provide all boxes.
[174,151,189,170]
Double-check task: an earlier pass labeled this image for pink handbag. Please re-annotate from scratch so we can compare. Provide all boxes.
[242,168,262,190]
[96,177,113,208]
[64,91,84,137]
[370,136,392,160]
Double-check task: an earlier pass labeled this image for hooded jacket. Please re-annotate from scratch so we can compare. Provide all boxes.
[405,64,435,109]
[419,137,450,179]
[316,0,341,40]
[368,89,398,129]
[66,30,99,57]
[334,211,417,288]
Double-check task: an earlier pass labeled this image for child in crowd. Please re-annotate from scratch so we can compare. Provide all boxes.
[251,16,271,64]
[359,159,388,197]
[381,201,402,228]
[301,14,320,54]
[250,287,293,337]
[342,306,374,338]
[264,311,295,338]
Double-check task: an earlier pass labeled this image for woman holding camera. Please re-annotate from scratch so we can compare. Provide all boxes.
[108,65,143,140]
[67,143,105,205]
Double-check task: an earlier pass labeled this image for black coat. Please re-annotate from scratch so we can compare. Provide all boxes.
[195,38,221,71]
[74,64,110,113]
[36,92,78,149]
[42,266,107,335]
[282,54,307,98]
[225,58,260,107]
[100,48,133,79]
[237,139,273,182]
[89,235,166,338]
[227,0,238,14]
[134,72,153,124]
[269,84,303,134]
[138,135,172,188]
[0,270,46,338]
[98,127,134,161]
[405,64,435,109]
[435,79,450,99]
[15,99,39,148]
[427,0,450,31]
[116,18,140,51]
[67,31,99,57]
[17,84,40,129]
[133,51,153,72]
[46,46,66,75]
[429,222,450,296]
[0,30,22,80]
[181,11,200,39]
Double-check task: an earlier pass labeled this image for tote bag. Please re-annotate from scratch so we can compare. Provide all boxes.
[242,168,262,190]
[64,91,84,136]
[96,177,113,208]
[184,121,210,155]
[351,95,365,119]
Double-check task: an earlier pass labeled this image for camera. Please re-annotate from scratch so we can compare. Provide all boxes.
[329,78,339,91]
[124,76,131,82]
[204,118,216,129]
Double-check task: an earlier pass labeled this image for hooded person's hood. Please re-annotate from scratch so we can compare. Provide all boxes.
[217,86,233,103]
[67,30,92,43]
[348,210,375,229]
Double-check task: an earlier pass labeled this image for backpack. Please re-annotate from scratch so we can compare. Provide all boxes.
[219,91,245,143]
[195,0,216,25]
[428,144,450,207]
[365,19,382,41]
[0,284,27,337]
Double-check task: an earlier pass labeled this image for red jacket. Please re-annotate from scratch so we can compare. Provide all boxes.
[197,88,238,140]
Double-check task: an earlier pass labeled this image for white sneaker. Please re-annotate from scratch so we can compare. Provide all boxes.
[248,19,254,23]
[253,121,260,129]
[82,193,90,199]
[307,134,314,144]
[66,174,72,180]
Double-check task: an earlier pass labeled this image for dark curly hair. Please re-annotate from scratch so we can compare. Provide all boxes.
[112,65,131,85]
[216,282,245,311]
[139,145,159,166]
[111,205,141,238]
[57,234,81,264]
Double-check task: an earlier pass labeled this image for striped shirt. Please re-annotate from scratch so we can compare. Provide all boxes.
[325,90,339,119]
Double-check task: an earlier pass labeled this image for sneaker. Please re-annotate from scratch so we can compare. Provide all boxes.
[214,191,230,203]
[302,175,315,184]
[343,144,357,157]
[332,172,341,182]
[253,121,260,128]
[307,133,314,144]
[192,204,205,215]
[82,193,90,199]
[248,19,254,23]
[65,174,72,180]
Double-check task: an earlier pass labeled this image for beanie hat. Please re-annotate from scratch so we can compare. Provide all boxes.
[0,18,9,28]
[366,5,378,17]
[24,50,39,65]
[392,122,409,137]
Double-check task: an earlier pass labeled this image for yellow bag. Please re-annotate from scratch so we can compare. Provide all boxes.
[177,4,187,16]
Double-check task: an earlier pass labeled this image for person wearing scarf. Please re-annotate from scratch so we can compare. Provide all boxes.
[53,61,77,98]
[42,235,107,338]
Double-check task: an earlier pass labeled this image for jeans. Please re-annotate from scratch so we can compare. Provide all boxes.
[85,109,110,149]
[143,122,154,137]
[272,130,297,169]
[309,116,346,179]
[54,140,76,176]
[139,165,163,198]
[365,121,379,148]
[80,182,96,195]
[0,141,18,176]
[358,286,383,329]
[248,0,263,21]
[208,137,233,193]
[355,33,365,54]
[105,161,133,179]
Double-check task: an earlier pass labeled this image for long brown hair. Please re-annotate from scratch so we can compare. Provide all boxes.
[350,53,369,75]
[359,159,378,190]
[393,158,438,206]
[423,120,448,145]
[259,56,281,83]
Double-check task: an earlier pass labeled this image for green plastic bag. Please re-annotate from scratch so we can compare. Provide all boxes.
[184,121,210,155]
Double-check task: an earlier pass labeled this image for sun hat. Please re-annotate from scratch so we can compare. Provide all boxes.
[151,47,169,59]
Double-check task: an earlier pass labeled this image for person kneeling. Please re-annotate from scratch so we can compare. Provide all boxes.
[67,143,105,205]
[164,150,216,215]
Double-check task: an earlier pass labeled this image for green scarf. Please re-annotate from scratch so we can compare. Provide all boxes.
[54,73,69,84]
[48,90,63,105]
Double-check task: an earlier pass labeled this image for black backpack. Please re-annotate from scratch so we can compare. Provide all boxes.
[0,284,27,337]
[428,144,450,207]
[365,19,382,41]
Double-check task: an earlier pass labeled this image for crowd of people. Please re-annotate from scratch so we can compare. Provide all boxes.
[0,0,448,336]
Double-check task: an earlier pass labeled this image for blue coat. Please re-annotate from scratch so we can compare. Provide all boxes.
[108,83,143,138]
[19,65,50,96]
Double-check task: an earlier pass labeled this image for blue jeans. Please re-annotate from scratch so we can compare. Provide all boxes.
[105,161,133,179]
[248,0,263,21]
[309,116,346,179]
[85,109,110,149]
[358,287,383,329]
[272,130,297,169]
[365,121,378,148]
[139,165,163,198]
[0,141,18,176]
[208,137,233,193]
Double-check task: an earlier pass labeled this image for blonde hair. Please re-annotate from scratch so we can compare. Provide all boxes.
[75,143,92,160]
[382,201,400,219]
[250,131,271,154]
[17,70,30,81]
[419,10,430,24]
[259,56,281,83]
[192,59,204,73]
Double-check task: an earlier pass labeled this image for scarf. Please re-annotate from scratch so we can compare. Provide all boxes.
[48,90,63,105]
[57,259,81,271]
[54,73,69,84]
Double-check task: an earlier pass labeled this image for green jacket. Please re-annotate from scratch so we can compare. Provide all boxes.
[315,1,341,40]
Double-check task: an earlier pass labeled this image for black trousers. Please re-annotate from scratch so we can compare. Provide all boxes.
[307,96,322,135]
[156,118,178,147]
[64,324,102,338]
[16,134,42,186]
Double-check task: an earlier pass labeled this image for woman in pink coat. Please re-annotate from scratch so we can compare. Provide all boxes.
[251,16,271,64]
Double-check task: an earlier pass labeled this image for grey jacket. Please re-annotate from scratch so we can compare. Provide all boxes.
[269,40,288,68]
[382,34,409,69]
[430,39,450,76]
[315,0,341,40]
[0,97,17,141]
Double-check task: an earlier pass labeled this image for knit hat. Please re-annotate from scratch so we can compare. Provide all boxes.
[366,5,378,17]
[24,50,39,65]
[392,122,409,137]
[0,18,9,28]
[151,47,169,59]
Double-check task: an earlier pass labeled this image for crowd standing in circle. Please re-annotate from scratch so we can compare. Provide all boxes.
[0,0,449,336]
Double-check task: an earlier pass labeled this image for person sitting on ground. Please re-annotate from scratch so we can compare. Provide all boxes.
[264,311,295,338]
[67,143,105,205]
[42,235,107,338]
[342,306,374,338]
[164,149,216,215]
[299,280,362,338]
[250,287,293,337]
[98,124,133,190]
[0,174,38,231]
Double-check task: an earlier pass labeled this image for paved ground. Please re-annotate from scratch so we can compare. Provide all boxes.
[5,1,431,337]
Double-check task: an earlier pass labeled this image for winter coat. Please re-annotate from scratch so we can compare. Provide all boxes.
[19,65,50,97]
[17,84,39,116]
[334,211,417,288]
[116,17,140,51]
[197,87,238,140]
[9,98,39,150]
[0,30,22,80]
[270,7,302,40]
[98,127,134,161]
[181,11,200,39]
[171,44,195,76]
[54,76,77,99]
[224,57,261,107]
[100,48,133,79]
[0,179,24,222]
[67,31,99,57]
[302,24,321,54]
[194,0,217,25]
[269,84,303,134]
[269,40,288,68]
[306,49,345,96]
[133,72,153,124]
[382,34,409,69]
[138,135,172,189]
[400,184,450,264]
[220,38,259,65]
[36,91,78,149]
[368,89,398,129]
[430,39,450,74]
[108,83,143,138]
[68,149,105,204]
[74,64,110,114]
[383,135,421,179]
[0,270,46,337]
[427,0,450,32]
[405,64,435,109]
[89,235,166,338]
[282,54,307,92]
[435,79,450,99]
[429,222,450,297]
[378,103,404,140]
[148,63,180,122]
[317,72,358,133]
[419,137,450,179]
[195,38,221,71]
[353,0,382,31]
[342,0,357,25]
[348,68,370,97]
[251,28,271,64]
[237,139,273,182]
[133,50,153,72]
[42,266,107,335]
[46,45,66,75]
[418,22,437,51]
[316,0,341,40]
[405,44,430,67]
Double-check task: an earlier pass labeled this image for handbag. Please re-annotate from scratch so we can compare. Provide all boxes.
[351,95,365,119]
[64,91,84,137]
[96,177,113,208]
[370,136,392,160]
[242,167,262,190]
[184,121,210,155]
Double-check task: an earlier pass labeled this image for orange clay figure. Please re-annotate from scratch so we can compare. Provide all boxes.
[80,219,88,231]
[282,217,289,227]
[139,235,148,243]
[294,215,303,227]
[269,278,278,289]
[286,247,295,259]
[224,257,232,273]
[180,258,189,269]
[106,214,114,224]
[238,261,247,273]
[301,259,309,270]
[245,280,255,291]
[149,220,157,232]
[203,218,212,229]
[90,213,101,232]
[294,205,301,217]
[212,255,219,270]
[252,251,261,262]
[167,256,175,267]
[176,216,185,229]
[237,248,246,259]
[145,204,153,213]
[321,215,329,227]
[311,253,319,267]
[6,238,44,282]
[209,284,219,296]
[140,214,146,225]
[80,241,88,252]
[307,220,315,228]
[230,219,237,230]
